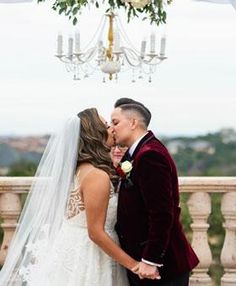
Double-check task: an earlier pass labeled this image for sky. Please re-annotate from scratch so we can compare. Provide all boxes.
[0,0,235,137]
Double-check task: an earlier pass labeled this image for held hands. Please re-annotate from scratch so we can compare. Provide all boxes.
[131,262,161,280]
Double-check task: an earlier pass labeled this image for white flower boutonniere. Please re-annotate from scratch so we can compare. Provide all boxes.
[121,160,133,174]
[116,160,133,188]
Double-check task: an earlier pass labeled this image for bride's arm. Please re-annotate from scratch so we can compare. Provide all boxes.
[81,168,138,271]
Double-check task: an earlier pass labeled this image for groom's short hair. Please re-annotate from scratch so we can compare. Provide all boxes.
[114,98,151,128]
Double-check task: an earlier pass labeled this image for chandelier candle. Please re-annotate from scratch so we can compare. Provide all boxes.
[75,31,80,54]
[160,36,166,57]
[68,37,73,57]
[57,34,63,56]
[150,33,156,53]
[140,40,147,59]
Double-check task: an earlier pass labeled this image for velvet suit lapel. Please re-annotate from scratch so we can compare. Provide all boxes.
[118,131,154,189]
[131,131,155,160]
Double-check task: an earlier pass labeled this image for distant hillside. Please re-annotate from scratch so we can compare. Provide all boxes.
[0,135,48,168]
[163,128,236,176]
[1,128,236,176]
[0,143,42,167]
[0,143,19,167]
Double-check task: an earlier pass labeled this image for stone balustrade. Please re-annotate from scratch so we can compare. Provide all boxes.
[0,176,236,285]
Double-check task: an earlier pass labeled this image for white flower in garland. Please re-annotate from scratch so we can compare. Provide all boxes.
[130,0,150,9]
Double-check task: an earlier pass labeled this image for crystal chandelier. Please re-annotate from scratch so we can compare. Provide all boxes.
[56,11,167,82]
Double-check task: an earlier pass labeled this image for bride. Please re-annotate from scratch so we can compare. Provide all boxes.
[0,108,138,285]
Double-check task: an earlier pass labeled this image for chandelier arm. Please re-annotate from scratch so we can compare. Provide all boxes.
[56,56,75,64]
[82,15,107,51]
[142,53,168,65]
[121,47,142,68]
[115,16,141,55]
[75,47,98,64]
[142,58,163,65]
[122,53,141,68]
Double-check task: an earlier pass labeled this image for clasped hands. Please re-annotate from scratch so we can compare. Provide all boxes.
[131,262,161,280]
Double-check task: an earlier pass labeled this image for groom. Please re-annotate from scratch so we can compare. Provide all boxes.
[111,98,199,286]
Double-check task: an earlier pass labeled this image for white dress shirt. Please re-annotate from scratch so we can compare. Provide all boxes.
[129,133,148,157]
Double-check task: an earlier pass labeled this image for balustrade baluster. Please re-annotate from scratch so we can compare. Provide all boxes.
[187,192,213,286]
[221,191,236,286]
[0,190,22,265]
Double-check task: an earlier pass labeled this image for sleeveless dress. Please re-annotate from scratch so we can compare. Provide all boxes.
[18,176,129,286]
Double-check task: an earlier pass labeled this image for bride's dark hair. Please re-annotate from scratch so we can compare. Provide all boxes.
[77,108,116,181]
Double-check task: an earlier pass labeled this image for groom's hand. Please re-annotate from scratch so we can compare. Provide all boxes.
[133,262,161,280]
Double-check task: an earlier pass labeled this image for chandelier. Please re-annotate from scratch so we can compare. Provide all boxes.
[55,11,167,82]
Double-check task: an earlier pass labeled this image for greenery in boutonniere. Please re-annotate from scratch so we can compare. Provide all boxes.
[37,0,172,26]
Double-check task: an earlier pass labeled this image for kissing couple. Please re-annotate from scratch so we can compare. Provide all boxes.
[0,98,199,286]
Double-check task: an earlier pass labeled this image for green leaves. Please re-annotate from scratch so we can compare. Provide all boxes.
[37,0,172,26]
[73,17,78,25]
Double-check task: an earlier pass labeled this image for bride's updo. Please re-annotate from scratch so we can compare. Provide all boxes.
[77,108,115,180]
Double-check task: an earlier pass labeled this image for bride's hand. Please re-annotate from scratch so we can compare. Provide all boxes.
[132,262,161,280]
[131,262,140,274]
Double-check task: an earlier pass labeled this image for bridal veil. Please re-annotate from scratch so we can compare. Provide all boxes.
[0,115,81,285]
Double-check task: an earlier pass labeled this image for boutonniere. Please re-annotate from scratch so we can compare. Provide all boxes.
[116,160,133,188]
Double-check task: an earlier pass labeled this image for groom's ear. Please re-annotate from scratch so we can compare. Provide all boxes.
[130,118,138,130]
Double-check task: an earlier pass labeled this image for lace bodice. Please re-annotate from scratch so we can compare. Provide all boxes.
[66,177,117,232]
[66,176,85,219]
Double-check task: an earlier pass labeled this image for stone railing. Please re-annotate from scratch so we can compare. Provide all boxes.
[0,176,236,285]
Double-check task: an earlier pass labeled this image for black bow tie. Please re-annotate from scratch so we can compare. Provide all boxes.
[123,151,132,162]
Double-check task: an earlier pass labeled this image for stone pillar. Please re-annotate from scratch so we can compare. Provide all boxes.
[221,191,236,286]
[0,191,21,266]
[187,192,213,286]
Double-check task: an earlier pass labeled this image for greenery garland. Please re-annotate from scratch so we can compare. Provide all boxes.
[37,0,172,26]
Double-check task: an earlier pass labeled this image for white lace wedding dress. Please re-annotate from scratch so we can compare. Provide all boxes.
[18,178,129,286]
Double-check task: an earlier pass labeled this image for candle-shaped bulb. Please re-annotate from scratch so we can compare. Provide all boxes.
[68,37,74,57]
[160,35,166,57]
[140,40,147,58]
[150,33,156,53]
[75,31,80,53]
[57,33,63,56]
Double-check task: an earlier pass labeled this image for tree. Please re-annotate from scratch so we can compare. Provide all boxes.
[7,160,37,177]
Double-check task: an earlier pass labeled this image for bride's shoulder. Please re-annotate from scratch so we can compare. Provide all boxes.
[79,167,110,197]
[76,164,109,184]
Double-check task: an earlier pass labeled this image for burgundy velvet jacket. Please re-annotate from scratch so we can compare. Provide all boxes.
[116,131,199,282]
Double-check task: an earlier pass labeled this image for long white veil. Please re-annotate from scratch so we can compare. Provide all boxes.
[0,115,81,285]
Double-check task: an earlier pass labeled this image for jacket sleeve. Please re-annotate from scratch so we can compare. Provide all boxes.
[136,150,174,264]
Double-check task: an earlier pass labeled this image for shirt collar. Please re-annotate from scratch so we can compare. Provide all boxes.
[129,132,148,157]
